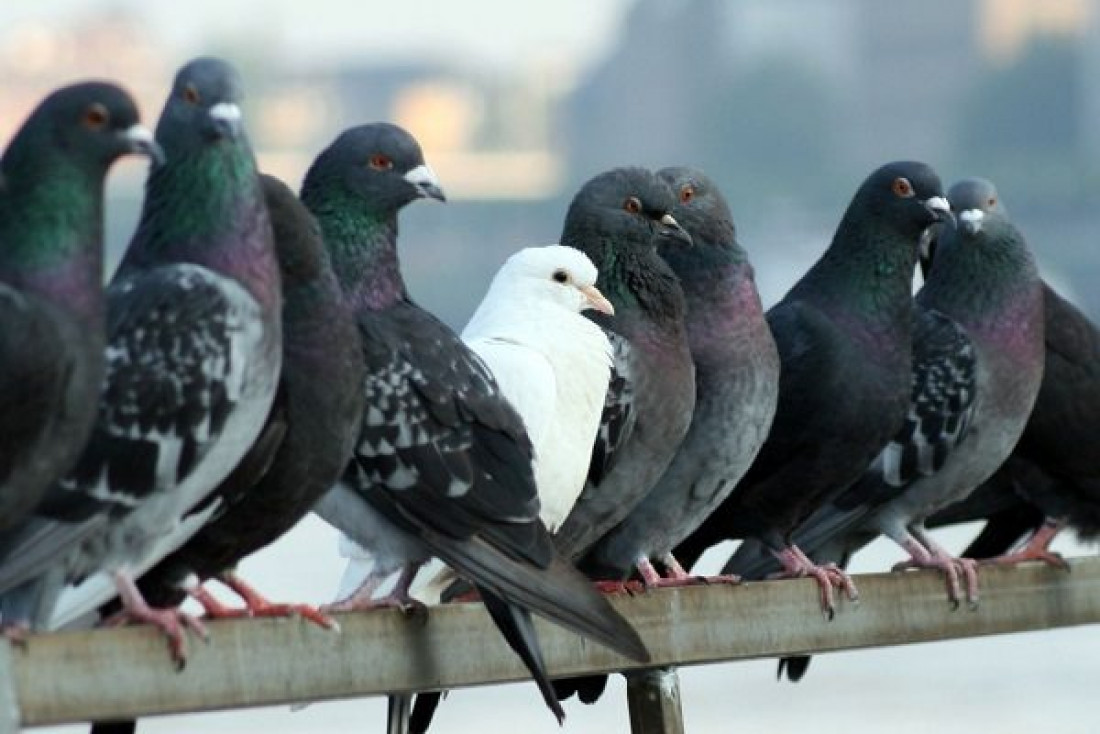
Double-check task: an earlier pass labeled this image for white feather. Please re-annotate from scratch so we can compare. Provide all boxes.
[335,245,612,604]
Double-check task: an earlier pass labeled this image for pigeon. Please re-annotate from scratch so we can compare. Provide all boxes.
[551,167,697,581]
[339,244,616,607]
[727,201,1046,612]
[0,58,282,667]
[114,173,365,628]
[0,82,160,538]
[301,123,648,724]
[549,168,779,708]
[376,245,615,733]
[925,178,1100,567]
[572,167,779,588]
[675,161,952,616]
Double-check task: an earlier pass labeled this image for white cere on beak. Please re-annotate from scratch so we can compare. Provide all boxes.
[123,124,155,145]
[209,102,242,123]
[959,208,985,234]
[924,196,950,214]
[405,164,440,187]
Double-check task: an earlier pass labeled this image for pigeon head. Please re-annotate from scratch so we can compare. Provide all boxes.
[656,167,736,250]
[301,123,445,219]
[497,245,614,317]
[948,177,1005,216]
[561,167,692,255]
[850,161,951,240]
[2,81,161,178]
[921,178,1006,277]
[156,57,247,152]
[921,209,1037,317]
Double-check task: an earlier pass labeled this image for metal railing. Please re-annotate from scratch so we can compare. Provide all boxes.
[4,558,1100,733]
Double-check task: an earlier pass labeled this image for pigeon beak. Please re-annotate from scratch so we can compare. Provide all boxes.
[923,195,955,226]
[119,124,165,168]
[958,208,984,236]
[206,102,243,140]
[405,164,446,202]
[658,213,693,247]
[580,284,615,316]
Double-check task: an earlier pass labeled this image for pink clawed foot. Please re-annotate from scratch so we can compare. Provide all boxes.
[633,555,741,590]
[320,563,426,618]
[983,520,1069,571]
[895,539,980,610]
[219,572,339,631]
[1,623,30,647]
[593,579,647,595]
[769,546,859,619]
[109,572,207,670]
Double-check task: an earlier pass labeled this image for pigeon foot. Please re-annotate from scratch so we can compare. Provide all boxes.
[633,555,741,589]
[982,519,1069,572]
[220,571,339,631]
[592,579,646,595]
[109,572,208,670]
[894,539,979,610]
[770,545,859,619]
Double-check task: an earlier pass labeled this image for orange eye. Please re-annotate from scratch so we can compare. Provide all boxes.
[369,154,393,171]
[624,196,642,214]
[182,84,201,105]
[892,177,914,198]
[680,185,695,204]
[83,103,108,130]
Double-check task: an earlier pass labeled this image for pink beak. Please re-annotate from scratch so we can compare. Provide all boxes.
[580,284,615,315]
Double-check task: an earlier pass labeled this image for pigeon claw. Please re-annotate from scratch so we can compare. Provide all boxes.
[1,623,30,648]
[894,547,980,610]
[593,579,646,596]
[770,546,857,620]
[981,520,1069,572]
[107,604,208,670]
[218,572,339,631]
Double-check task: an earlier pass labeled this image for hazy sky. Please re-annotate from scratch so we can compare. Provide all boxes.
[1,0,632,69]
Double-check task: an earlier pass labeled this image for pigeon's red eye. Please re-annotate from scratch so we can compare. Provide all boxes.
[892,177,914,198]
[182,84,201,105]
[369,154,393,171]
[624,196,642,214]
[83,103,109,130]
[680,185,694,204]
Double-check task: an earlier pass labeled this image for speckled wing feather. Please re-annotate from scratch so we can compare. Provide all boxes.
[0,264,263,593]
[585,331,636,487]
[351,300,550,568]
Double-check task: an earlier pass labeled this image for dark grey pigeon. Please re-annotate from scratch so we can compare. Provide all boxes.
[0,58,282,667]
[926,178,1100,567]
[727,202,1045,611]
[300,123,648,725]
[0,83,159,540]
[551,167,697,578]
[575,168,778,584]
[549,168,777,709]
[115,173,365,627]
[676,162,952,615]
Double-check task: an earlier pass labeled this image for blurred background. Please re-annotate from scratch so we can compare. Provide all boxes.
[4,0,1099,731]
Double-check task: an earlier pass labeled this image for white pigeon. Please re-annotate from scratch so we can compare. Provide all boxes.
[335,244,614,602]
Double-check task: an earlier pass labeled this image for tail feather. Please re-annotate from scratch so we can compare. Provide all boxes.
[409,691,443,734]
[417,529,650,664]
[777,655,812,682]
[480,589,565,724]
